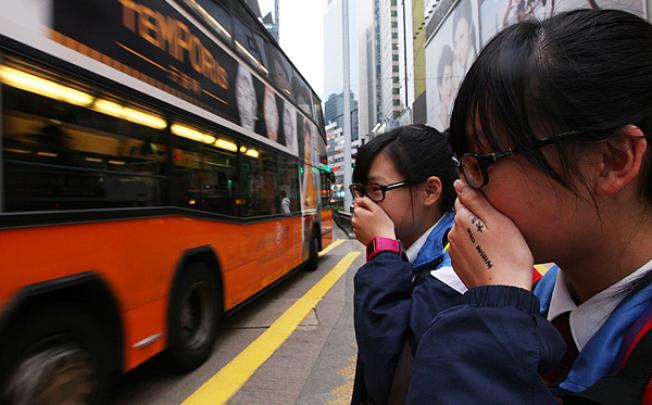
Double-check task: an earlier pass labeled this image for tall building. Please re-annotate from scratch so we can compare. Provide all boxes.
[261,0,280,42]
[379,0,403,121]
[326,122,362,198]
[357,0,377,138]
[323,0,360,202]
[410,0,429,124]
[323,0,359,142]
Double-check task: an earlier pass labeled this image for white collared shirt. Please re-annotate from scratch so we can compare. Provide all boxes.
[547,258,652,351]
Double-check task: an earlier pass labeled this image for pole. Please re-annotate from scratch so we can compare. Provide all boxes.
[342,0,353,212]
[401,0,409,113]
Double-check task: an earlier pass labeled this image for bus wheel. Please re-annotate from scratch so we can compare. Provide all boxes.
[167,263,220,371]
[0,303,110,405]
[306,231,320,271]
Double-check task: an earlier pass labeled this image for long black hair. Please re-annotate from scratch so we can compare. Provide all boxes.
[450,9,652,201]
[352,125,457,212]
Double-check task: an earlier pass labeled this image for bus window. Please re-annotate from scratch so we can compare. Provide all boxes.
[200,147,237,216]
[169,135,204,210]
[320,170,333,210]
[278,154,300,213]
[237,145,279,216]
[2,79,165,212]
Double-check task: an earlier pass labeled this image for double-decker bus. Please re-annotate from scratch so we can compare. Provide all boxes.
[0,0,333,403]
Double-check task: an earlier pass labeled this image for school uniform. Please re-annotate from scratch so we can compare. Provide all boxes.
[351,212,466,405]
[407,260,652,404]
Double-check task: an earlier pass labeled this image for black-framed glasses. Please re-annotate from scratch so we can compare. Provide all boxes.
[452,130,582,189]
[349,181,410,203]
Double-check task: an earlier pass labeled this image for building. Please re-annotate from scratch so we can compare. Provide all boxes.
[326,121,363,201]
[323,0,359,142]
[260,0,280,42]
[379,0,403,121]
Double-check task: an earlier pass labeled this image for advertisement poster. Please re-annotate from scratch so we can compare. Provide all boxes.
[480,0,646,46]
[52,0,304,155]
[425,1,479,130]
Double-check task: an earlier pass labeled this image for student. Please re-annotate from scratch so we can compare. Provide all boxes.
[349,125,463,405]
[409,9,652,404]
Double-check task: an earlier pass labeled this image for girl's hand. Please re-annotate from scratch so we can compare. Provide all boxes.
[448,180,534,290]
[351,197,396,246]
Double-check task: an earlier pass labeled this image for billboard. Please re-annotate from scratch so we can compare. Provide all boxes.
[51,0,306,154]
[425,1,479,130]
[479,0,646,46]
[425,0,646,130]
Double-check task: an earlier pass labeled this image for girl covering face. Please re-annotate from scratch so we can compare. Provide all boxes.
[349,125,463,405]
[408,9,652,404]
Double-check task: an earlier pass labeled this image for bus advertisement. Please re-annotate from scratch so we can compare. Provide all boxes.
[0,0,333,403]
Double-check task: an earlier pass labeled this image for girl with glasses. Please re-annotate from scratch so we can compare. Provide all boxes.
[409,9,652,404]
[349,125,462,404]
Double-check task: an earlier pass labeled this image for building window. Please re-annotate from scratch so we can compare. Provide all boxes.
[392,54,399,61]
[391,32,398,39]
[393,99,401,106]
[392,65,399,72]
[393,88,400,94]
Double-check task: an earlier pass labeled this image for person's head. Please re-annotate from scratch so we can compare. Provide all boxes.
[280,190,287,198]
[437,45,455,105]
[352,125,457,246]
[452,1,475,69]
[450,9,652,264]
[236,66,257,130]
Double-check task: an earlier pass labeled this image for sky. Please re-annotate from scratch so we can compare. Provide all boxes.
[258,0,325,99]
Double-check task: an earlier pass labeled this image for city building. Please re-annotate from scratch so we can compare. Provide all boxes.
[379,0,403,121]
[260,0,280,42]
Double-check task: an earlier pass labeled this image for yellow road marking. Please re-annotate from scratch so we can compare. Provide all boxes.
[183,251,362,405]
[319,239,346,257]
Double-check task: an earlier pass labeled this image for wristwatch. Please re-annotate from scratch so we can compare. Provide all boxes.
[366,237,404,261]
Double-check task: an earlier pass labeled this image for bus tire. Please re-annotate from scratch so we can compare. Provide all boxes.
[306,231,320,271]
[0,303,111,405]
[166,262,220,372]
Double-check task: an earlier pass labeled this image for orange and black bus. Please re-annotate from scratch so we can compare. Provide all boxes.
[0,0,333,402]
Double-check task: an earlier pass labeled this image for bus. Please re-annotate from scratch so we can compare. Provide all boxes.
[0,0,333,403]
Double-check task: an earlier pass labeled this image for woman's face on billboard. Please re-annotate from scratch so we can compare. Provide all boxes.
[454,18,471,67]
[439,64,454,103]
[264,87,279,141]
[283,101,296,149]
[236,66,257,130]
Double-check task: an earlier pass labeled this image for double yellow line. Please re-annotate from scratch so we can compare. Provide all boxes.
[184,241,360,405]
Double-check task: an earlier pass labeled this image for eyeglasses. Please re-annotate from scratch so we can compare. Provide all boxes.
[452,130,582,189]
[349,181,410,203]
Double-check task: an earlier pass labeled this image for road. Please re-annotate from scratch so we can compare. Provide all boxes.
[110,226,364,405]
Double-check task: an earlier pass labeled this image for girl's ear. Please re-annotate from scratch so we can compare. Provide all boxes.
[595,125,647,197]
[423,176,443,207]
